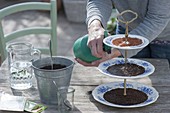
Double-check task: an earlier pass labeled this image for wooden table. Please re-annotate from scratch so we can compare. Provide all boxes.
[0,58,170,113]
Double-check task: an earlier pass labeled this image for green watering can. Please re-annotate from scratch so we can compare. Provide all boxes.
[73,31,111,63]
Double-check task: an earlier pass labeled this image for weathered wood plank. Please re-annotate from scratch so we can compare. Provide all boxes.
[73,102,170,113]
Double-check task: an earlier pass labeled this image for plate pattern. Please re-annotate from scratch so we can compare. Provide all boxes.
[98,58,155,79]
[103,34,149,50]
[92,82,159,108]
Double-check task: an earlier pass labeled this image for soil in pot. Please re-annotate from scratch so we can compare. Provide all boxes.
[104,88,148,105]
[106,63,145,76]
[40,64,66,70]
[112,37,142,47]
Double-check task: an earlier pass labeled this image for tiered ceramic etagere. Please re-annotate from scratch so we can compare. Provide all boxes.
[92,10,159,108]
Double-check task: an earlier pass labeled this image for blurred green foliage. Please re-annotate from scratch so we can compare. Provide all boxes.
[107,17,117,35]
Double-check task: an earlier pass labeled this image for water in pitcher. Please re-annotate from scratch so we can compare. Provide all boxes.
[10,61,32,90]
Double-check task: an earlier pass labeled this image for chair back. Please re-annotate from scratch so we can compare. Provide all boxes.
[0,0,57,62]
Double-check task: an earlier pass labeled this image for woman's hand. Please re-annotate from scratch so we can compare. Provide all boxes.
[75,19,121,67]
[87,19,105,58]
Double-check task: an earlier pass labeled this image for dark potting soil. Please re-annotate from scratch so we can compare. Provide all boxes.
[106,63,145,76]
[40,64,66,70]
[103,88,148,105]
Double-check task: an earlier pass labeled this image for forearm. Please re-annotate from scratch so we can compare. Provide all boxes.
[122,0,170,58]
[130,0,170,41]
[86,0,113,29]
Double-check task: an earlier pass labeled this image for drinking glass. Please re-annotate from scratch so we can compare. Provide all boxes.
[6,42,41,90]
[57,86,75,113]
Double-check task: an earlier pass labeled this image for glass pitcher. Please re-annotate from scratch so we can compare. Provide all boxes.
[6,42,41,90]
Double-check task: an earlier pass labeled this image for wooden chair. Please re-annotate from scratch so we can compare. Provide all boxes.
[0,0,57,63]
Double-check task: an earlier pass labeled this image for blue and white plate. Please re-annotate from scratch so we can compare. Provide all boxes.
[98,58,155,79]
[92,82,159,108]
[103,34,149,50]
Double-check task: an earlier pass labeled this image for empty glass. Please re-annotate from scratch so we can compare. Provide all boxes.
[57,86,75,113]
[6,42,41,90]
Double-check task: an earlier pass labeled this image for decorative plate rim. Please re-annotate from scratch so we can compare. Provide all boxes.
[103,34,149,50]
[97,58,155,79]
[92,82,159,108]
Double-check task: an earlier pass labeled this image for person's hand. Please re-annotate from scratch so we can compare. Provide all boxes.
[75,19,121,67]
[75,48,121,67]
[87,19,105,58]
[75,19,122,66]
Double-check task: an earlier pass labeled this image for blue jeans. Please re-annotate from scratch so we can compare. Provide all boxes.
[116,25,170,64]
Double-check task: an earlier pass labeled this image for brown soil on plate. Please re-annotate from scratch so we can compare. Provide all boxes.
[106,63,145,76]
[40,64,66,70]
[103,88,148,105]
[112,37,142,47]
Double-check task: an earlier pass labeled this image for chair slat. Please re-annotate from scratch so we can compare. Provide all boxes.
[0,2,51,19]
[4,27,51,42]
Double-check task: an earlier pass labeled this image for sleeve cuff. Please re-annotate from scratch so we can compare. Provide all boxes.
[86,16,107,29]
